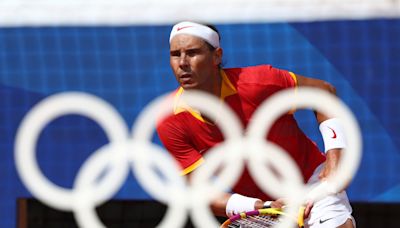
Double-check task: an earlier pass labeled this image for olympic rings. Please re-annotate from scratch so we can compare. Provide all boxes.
[14,88,362,228]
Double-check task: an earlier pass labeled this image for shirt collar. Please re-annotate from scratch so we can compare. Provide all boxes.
[220,69,237,100]
[173,69,237,122]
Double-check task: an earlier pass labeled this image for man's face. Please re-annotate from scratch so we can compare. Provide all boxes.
[170,34,220,90]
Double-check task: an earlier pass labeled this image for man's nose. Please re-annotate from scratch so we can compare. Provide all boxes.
[179,54,189,68]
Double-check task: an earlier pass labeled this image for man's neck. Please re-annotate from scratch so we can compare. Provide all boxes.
[204,69,222,98]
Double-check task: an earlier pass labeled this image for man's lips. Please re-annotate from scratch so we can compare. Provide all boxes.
[179,73,192,83]
[180,73,192,78]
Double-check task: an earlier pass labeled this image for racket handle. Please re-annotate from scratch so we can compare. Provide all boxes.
[298,206,305,228]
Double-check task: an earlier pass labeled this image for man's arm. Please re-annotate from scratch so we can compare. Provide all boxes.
[186,174,258,217]
[186,172,285,217]
[210,192,285,217]
[295,74,342,181]
[295,74,347,217]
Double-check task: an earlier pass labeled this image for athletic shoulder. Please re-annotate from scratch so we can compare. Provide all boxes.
[156,111,188,134]
[223,64,295,87]
[223,64,275,75]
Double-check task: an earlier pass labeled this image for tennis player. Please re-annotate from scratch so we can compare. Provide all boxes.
[157,21,355,228]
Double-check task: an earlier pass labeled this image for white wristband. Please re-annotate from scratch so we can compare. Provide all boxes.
[225,194,261,217]
[319,118,346,153]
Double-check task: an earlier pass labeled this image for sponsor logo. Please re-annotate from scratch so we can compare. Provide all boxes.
[177,26,193,31]
[328,127,337,138]
[319,217,334,224]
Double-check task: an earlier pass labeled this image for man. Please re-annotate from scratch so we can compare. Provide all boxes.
[157,21,355,227]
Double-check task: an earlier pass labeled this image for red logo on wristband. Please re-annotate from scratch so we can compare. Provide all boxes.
[328,127,337,139]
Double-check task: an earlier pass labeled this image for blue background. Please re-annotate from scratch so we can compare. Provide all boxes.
[1,19,399,227]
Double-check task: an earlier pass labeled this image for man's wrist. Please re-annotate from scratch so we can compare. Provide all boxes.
[326,149,341,163]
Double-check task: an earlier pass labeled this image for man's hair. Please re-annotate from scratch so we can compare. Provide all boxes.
[204,24,224,68]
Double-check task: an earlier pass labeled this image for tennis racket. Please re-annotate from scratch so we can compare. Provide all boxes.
[220,207,304,228]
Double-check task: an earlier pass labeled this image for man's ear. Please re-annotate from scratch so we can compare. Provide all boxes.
[213,47,223,66]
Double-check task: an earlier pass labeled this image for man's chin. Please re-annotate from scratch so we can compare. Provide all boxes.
[181,83,198,90]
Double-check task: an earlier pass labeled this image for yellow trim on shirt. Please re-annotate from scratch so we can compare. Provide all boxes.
[220,69,237,100]
[181,157,205,175]
[288,71,298,87]
[288,71,298,114]
[172,70,237,123]
[173,87,207,123]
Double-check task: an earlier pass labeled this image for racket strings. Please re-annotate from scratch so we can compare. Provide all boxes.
[228,214,280,228]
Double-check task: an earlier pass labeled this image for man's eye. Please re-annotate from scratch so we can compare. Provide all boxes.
[170,51,180,57]
[187,50,198,57]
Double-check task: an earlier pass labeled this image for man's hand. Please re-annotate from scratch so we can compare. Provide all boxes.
[256,198,313,220]
[270,198,286,208]
[303,201,314,219]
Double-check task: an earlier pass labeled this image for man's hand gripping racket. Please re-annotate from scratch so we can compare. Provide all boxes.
[221,206,305,228]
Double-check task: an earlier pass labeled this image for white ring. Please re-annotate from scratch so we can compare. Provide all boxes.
[14,92,129,211]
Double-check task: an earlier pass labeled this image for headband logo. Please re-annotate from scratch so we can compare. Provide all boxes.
[177,26,193,31]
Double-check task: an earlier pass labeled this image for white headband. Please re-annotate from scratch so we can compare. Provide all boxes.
[169,21,220,48]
